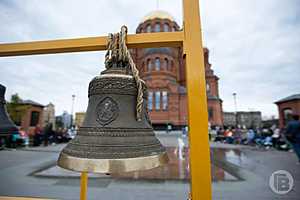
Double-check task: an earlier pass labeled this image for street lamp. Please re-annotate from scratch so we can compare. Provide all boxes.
[71,94,76,128]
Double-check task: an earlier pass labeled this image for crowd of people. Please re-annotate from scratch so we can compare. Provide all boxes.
[211,126,287,149]
[5,124,75,148]
[210,114,300,163]
[210,117,298,151]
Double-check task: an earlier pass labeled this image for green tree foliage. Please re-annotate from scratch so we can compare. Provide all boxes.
[6,94,30,126]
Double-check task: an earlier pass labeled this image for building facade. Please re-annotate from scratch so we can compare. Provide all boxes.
[275,94,300,129]
[75,112,85,128]
[262,118,279,129]
[43,103,55,129]
[223,112,236,127]
[131,11,223,129]
[18,100,44,135]
[223,111,262,129]
[61,111,72,129]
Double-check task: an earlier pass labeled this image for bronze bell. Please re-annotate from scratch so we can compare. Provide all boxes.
[57,27,168,173]
[0,84,18,139]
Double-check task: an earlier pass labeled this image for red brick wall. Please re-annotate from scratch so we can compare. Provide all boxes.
[21,105,44,135]
[277,100,300,128]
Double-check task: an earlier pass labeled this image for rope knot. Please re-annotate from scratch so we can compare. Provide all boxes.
[105,26,144,121]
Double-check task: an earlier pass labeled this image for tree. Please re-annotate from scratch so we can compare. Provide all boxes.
[6,94,29,126]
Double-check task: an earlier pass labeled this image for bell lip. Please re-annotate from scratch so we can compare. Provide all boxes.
[57,152,169,173]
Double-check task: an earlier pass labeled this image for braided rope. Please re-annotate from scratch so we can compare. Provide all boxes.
[105,33,113,66]
[105,26,144,121]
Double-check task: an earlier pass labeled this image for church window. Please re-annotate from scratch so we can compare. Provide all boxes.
[164,58,169,70]
[147,59,152,71]
[148,91,153,111]
[206,83,210,94]
[155,58,161,71]
[155,23,160,32]
[208,108,213,120]
[162,91,168,110]
[155,91,161,110]
[146,24,151,33]
[163,23,169,32]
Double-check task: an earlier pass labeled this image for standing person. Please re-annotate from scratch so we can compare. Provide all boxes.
[44,123,53,146]
[285,114,300,164]
[272,127,281,149]
[246,129,256,145]
[233,128,242,144]
[34,124,42,146]
[224,128,234,144]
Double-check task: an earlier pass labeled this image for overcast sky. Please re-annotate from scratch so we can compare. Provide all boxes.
[0,0,299,118]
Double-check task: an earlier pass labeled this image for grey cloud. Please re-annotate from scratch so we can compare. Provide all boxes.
[0,0,299,117]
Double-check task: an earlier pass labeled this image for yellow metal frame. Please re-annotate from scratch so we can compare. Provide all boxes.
[0,0,211,199]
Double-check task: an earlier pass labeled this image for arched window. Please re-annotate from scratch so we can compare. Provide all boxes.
[208,107,213,120]
[146,24,151,33]
[206,83,210,94]
[155,91,161,110]
[163,58,169,70]
[162,91,168,110]
[155,58,160,71]
[283,108,293,126]
[163,23,169,32]
[148,91,153,111]
[172,26,176,32]
[155,23,160,32]
[139,28,144,33]
[30,111,40,126]
[147,59,152,71]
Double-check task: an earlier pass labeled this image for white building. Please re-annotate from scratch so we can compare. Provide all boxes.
[61,111,72,128]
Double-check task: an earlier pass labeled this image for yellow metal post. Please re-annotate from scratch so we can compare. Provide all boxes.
[183,0,212,199]
[0,1,212,199]
[80,172,88,200]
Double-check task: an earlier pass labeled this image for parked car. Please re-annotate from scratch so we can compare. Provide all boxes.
[19,129,29,146]
[9,130,26,148]
[67,128,76,140]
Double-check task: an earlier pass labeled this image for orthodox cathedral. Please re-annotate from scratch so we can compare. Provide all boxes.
[131,10,223,129]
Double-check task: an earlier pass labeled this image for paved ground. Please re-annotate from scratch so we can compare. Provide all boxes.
[0,134,299,200]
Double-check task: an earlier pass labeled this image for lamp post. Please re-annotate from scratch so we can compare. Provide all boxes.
[71,94,76,128]
[233,93,238,127]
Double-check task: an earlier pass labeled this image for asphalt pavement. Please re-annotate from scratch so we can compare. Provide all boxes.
[0,134,299,200]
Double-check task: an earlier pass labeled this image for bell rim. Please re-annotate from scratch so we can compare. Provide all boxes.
[57,151,169,173]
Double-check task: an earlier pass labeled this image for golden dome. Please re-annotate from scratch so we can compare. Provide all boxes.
[141,10,175,23]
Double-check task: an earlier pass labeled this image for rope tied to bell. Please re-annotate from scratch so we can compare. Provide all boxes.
[105,26,144,121]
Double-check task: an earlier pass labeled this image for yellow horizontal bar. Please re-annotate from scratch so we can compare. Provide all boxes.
[0,32,183,57]
[0,197,55,200]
